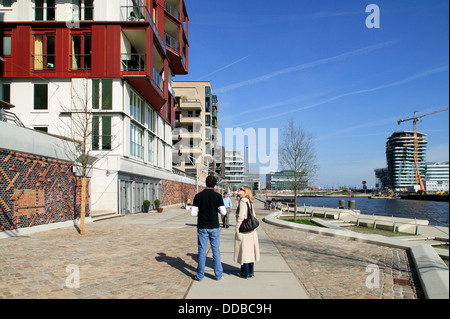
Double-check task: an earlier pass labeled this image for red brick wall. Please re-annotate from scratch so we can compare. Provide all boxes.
[161,179,224,206]
[0,148,89,232]
[161,179,204,206]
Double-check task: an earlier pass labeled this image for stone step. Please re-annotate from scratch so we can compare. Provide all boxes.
[91,211,121,222]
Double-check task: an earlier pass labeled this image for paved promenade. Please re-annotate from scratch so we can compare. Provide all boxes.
[0,200,424,299]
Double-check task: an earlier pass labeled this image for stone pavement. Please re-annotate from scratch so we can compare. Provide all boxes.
[0,200,424,299]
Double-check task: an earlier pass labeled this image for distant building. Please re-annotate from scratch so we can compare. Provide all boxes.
[241,173,261,191]
[172,82,219,181]
[385,131,428,192]
[224,151,245,189]
[425,162,449,192]
[266,170,308,191]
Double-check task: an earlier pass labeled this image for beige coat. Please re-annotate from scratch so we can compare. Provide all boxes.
[234,198,260,265]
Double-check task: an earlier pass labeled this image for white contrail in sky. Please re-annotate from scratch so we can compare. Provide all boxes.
[215,41,397,93]
[233,65,449,127]
[198,56,249,80]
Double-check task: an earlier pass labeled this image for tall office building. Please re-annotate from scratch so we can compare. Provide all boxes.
[385,131,428,191]
[1,0,191,215]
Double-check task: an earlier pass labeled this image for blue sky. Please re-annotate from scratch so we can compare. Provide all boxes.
[179,0,449,188]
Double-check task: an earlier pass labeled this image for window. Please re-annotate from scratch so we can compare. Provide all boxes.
[34,127,48,133]
[130,124,143,159]
[146,106,156,132]
[130,91,144,123]
[148,135,154,164]
[35,0,55,21]
[34,84,48,110]
[92,79,112,110]
[34,35,55,70]
[1,84,10,103]
[2,0,13,7]
[3,36,11,56]
[92,116,112,150]
[71,34,92,70]
[72,0,94,21]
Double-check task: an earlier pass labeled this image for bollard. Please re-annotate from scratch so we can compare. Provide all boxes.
[339,200,345,209]
[348,200,356,210]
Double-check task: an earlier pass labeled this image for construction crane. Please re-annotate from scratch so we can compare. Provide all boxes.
[397,108,449,193]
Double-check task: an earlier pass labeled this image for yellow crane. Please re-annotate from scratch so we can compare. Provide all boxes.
[397,108,449,193]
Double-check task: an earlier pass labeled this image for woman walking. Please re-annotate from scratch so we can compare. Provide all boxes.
[234,186,260,279]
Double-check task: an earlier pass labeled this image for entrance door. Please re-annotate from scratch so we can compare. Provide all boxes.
[120,181,132,215]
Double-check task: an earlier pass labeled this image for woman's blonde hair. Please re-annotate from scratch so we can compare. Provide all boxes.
[239,186,254,204]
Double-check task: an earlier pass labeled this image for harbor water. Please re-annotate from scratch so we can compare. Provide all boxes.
[279,196,449,227]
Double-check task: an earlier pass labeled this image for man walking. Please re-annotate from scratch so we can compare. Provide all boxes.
[222,192,232,228]
[191,176,227,281]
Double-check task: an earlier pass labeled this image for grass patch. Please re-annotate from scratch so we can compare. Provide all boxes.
[285,219,319,227]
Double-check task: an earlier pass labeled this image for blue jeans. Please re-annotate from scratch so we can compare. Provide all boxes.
[196,228,223,280]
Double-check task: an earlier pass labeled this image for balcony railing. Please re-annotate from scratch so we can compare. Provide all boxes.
[153,67,164,91]
[120,6,166,54]
[32,54,56,70]
[164,1,180,20]
[121,53,146,72]
[69,54,92,70]
[164,32,180,52]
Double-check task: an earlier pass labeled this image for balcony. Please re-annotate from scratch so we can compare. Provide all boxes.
[164,1,188,75]
[179,114,201,125]
[120,6,166,55]
[179,99,202,110]
[121,53,146,72]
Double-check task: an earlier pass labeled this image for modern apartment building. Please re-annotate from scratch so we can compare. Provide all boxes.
[224,151,244,190]
[385,131,428,192]
[266,170,308,191]
[172,81,219,182]
[0,0,193,215]
[425,162,449,192]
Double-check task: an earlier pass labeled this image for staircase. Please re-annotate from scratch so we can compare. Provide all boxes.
[90,211,121,222]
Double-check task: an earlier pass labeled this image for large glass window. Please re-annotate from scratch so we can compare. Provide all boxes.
[130,124,144,159]
[35,0,55,21]
[71,34,92,70]
[34,35,55,70]
[72,0,94,21]
[92,116,112,151]
[92,79,112,110]
[130,91,145,124]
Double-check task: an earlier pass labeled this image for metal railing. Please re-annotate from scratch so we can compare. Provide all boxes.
[0,109,25,128]
[164,32,180,52]
[121,53,146,72]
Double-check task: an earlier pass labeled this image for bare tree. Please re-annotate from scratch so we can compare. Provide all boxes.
[59,78,117,235]
[279,119,318,221]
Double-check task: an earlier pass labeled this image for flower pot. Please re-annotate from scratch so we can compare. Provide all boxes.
[157,208,163,213]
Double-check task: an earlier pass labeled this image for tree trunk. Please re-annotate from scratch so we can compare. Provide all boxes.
[294,191,298,221]
[80,177,87,235]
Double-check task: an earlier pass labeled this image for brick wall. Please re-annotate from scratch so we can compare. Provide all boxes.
[161,179,204,206]
[0,148,89,232]
[161,179,225,206]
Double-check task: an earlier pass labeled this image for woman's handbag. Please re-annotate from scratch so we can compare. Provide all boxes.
[239,201,259,233]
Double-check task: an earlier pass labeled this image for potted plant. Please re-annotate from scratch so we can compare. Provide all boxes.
[155,199,163,213]
[143,200,151,213]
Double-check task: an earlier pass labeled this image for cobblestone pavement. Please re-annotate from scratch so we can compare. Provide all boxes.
[254,202,424,299]
[0,212,198,299]
[0,201,424,299]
